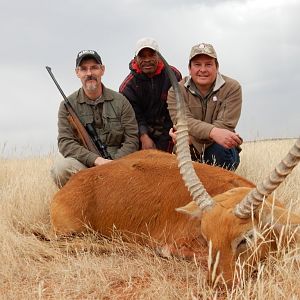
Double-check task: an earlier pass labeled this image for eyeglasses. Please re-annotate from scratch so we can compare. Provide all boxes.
[77,64,102,73]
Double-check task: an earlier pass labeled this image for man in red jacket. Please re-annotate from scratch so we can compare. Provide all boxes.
[119,37,182,152]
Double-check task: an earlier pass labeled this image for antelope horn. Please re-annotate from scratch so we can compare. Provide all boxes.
[234,138,300,218]
[157,52,214,211]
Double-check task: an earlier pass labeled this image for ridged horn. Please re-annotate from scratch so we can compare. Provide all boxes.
[157,52,214,211]
[234,138,300,218]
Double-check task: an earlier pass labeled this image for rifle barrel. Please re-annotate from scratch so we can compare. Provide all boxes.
[46,66,69,103]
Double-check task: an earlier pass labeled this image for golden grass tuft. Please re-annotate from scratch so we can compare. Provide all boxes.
[0,139,299,299]
[236,139,300,211]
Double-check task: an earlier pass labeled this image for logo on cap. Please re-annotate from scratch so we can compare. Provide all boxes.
[78,50,96,58]
[76,50,102,67]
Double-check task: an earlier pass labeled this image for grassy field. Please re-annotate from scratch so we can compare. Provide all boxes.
[0,139,299,299]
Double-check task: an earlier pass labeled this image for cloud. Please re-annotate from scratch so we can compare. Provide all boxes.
[1,0,299,156]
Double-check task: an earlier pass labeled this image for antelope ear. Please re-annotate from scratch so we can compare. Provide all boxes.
[259,204,300,233]
[176,201,202,217]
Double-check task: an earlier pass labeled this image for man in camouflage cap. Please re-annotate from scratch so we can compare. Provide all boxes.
[167,43,242,170]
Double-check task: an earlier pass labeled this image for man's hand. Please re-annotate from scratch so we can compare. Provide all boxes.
[94,157,112,166]
[209,127,242,149]
[169,126,192,145]
[140,133,156,150]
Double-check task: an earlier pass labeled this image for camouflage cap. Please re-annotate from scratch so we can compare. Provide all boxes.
[189,43,217,61]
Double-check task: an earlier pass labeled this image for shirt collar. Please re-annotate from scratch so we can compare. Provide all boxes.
[131,59,164,76]
[184,72,225,95]
[78,84,113,105]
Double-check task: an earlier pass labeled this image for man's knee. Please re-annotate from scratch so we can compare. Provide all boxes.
[50,154,87,188]
[204,144,240,170]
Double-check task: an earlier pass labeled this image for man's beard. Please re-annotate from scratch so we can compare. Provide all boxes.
[84,76,98,91]
[85,82,97,91]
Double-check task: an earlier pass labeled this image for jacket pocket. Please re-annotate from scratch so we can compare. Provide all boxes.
[102,117,124,146]
[106,128,124,145]
[80,114,94,126]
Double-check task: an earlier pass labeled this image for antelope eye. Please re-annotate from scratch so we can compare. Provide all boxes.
[236,232,254,252]
[235,237,249,255]
[237,238,247,249]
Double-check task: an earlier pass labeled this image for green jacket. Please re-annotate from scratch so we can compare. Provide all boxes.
[167,73,242,154]
[57,85,139,167]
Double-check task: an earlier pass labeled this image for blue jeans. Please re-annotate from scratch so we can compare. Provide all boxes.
[190,143,240,171]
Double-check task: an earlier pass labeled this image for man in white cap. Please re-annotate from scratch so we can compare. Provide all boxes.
[168,43,243,170]
[119,37,182,152]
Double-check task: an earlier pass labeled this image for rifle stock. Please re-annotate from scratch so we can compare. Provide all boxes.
[46,66,104,157]
[65,102,100,154]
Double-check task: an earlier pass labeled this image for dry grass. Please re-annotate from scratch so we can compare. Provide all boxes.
[0,139,299,299]
[236,139,300,212]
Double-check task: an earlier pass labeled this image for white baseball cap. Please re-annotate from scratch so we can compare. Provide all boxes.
[135,37,159,56]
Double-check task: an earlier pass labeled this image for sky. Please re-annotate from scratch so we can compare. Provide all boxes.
[1,0,299,157]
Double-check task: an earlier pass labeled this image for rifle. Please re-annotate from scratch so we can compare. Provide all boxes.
[45,66,112,160]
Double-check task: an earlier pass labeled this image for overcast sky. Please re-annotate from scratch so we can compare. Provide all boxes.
[1,0,299,156]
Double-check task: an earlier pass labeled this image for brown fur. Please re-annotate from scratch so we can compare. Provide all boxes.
[50,149,300,286]
[51,150,253,239]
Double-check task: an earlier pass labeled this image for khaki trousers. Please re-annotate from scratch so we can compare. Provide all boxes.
[50,153,87,188]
